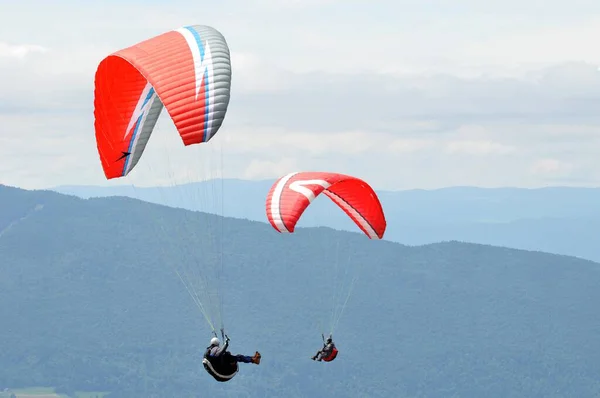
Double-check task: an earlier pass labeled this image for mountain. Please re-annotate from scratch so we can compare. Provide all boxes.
[53,181,600,262]
[3,184,600,397]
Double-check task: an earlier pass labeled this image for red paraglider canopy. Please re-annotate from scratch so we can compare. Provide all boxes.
[265,171,386,239]
[94,25,232,180]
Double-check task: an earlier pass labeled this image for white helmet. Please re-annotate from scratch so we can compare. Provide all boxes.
[210,337,220,346]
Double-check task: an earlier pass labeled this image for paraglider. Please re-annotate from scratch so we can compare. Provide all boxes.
[265,171,386,362]
[93,24,259,382]
[203,334,261,382]
[312,334,338,362]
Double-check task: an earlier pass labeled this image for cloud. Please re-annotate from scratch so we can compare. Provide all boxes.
[388,138,435,153]
[0,42,48,59]
[2,0,600,190]
[225,62,600,136]
[459,16,600,71]
[445,141,517,156]
[221,127,437,157]
[242,158,299,179]
[4,58,600,190]
[229,52,296,93]
[529,158,575,177]
[253,0,346,8]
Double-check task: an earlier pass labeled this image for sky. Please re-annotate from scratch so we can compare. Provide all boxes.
[2,0,600,190]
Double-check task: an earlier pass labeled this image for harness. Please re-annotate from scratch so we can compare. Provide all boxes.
[203,346,239,382]
[321,345,338,362]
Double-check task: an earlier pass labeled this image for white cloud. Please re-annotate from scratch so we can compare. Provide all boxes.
[445,141,517,156]
[460,17,600,72]
[221,128,437,157]
[0,42,48,58]
[529,159,574,176]
[253,0,346,8]
[229,52,295,93]
[242,158,299,179]
[387,139,435,153]
[2,0,600,190]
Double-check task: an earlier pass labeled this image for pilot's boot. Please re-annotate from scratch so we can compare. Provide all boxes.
[251,351,261,364]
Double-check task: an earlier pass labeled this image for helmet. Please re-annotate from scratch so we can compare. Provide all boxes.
[326,337,332,344]
[210,337,220,346]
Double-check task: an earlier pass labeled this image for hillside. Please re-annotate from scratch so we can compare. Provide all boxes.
[2,184,600,397]
[52,181,600,262]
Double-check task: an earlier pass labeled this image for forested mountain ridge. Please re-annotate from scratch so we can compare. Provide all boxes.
[2,184,600,397]
[53,181,600,262]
